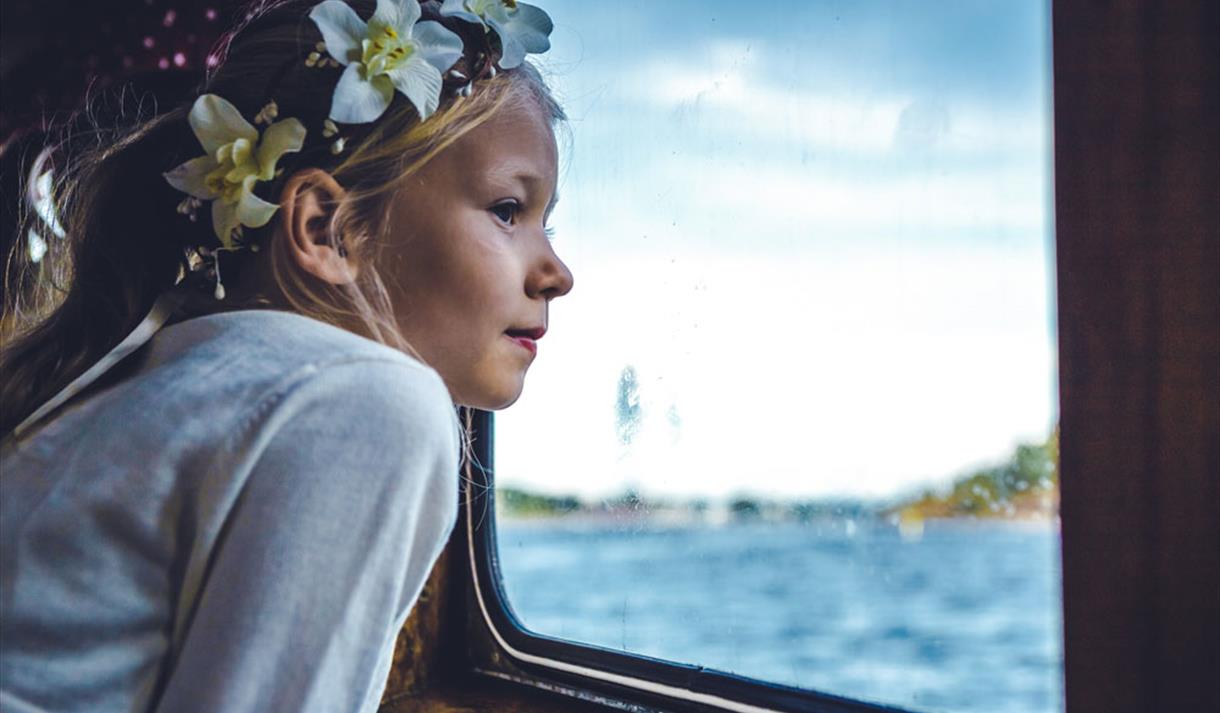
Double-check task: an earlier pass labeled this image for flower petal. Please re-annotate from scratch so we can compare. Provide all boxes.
[256,118,307,180]
[164,155,220,199]
[477,0,512,24]
[371,0,419,34]
[309,0,367,66]
[189,94,257,155]
[236,178,280,229]
[437,0,481,24]
[413,21,464,73]
[502,3,552,53]
[387,56,443,120]
[488,18,526,69]
[330,62,396,124]
[224,138,256,182]
[211,198,239,247]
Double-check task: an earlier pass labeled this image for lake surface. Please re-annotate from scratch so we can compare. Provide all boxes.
[495,519,1063,713]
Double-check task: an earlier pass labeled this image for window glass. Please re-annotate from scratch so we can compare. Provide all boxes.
[495,2,1060,712]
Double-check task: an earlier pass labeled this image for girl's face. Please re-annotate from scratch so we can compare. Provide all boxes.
[384,100,574,409]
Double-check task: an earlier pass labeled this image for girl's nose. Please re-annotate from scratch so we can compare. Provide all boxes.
[528,242,574,301]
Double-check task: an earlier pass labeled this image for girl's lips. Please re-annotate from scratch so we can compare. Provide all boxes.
[505,334,537,356]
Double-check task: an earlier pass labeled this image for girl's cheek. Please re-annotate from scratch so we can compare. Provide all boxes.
[469,223,516,256]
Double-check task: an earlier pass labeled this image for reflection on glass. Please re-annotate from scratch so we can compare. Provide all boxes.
[494,2,1060,712]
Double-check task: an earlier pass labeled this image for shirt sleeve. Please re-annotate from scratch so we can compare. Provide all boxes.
[152,358,460,713]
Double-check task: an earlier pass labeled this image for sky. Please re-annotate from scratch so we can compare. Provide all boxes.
[494,0,1056,501]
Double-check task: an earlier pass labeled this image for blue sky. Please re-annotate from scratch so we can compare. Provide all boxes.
[495,0,1055,501]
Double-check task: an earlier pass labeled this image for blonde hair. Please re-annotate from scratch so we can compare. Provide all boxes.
[0,0,565,435]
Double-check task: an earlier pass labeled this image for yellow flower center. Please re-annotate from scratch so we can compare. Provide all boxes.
[204,137,259,205]
[362,25,415,78]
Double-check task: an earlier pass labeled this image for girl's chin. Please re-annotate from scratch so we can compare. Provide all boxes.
[457,373,526,410]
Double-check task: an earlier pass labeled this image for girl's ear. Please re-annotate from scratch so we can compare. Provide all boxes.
[277,168,358,284]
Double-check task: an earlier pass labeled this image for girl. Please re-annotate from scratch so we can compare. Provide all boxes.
[0,0,573,711]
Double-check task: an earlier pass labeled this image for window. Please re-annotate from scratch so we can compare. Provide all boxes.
[485,2,1060,712]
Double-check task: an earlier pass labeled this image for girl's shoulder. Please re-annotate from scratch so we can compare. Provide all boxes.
[6,309,456,470]
[144,308,458,446]
[155,308,429,378]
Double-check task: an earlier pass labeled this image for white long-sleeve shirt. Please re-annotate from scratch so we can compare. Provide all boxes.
[1,309,461,713]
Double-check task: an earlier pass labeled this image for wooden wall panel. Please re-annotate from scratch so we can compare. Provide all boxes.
[1053,1,1219,712]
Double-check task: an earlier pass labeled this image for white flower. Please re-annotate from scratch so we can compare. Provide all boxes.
[310,0,464,123]
[439,0,552,69]
[31,166,66,239]
[164,94,306,248]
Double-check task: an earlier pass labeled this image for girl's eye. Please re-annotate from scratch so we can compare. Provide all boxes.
[490,200,520,225]
[490,200,555,239]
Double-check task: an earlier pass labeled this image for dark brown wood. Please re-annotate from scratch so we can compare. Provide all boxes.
[1053,1,1220,712]
[381,675,615,713]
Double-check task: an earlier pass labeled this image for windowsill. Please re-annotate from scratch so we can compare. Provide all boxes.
[381,674,617,713]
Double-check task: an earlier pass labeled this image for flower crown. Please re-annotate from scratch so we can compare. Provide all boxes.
[163,0,553,299]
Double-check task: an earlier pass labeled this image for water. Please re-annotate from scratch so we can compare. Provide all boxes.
[496,520,1063,713]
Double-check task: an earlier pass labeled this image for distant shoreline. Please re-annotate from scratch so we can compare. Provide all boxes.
[495,430,1061,529]
[496,507,1061,532]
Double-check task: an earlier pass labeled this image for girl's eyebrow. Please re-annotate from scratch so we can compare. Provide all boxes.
[490,165,559,214]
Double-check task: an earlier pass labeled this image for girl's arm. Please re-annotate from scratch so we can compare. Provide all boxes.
[152,359,459,713]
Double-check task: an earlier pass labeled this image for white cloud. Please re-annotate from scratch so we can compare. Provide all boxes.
[544,43,1051,249]
[612,44,1047,158]
[655,159,1045,237]
[496,250,1056,501]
